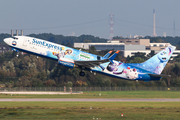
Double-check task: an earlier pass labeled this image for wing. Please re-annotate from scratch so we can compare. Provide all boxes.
[74,59,109,69]
[74,50,120,69]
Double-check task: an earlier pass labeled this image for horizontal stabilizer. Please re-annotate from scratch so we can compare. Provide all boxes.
[148,74,171,78]
[109,59,114,64]
[103,50,113,58]
[108,50,120,60]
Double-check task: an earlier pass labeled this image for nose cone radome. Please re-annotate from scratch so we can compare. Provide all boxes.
[3,38,8,44]
[3,38,12,46]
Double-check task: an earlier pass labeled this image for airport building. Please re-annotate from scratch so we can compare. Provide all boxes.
[74,38,180,59]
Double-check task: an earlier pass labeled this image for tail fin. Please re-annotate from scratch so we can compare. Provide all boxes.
[135,46,176,74]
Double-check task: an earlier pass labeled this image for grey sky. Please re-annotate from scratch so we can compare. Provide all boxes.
[0,0,180,39]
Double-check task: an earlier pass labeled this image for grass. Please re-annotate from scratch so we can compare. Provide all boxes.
[0,91,180,98]
[0,91,180,119]
[0,102,180,120]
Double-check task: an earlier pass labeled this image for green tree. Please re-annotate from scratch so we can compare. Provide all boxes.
[89,46,96,54]
[130,57,145,63]
[147,50,155,58]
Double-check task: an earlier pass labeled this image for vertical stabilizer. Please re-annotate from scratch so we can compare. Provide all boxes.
[134,46,176,74]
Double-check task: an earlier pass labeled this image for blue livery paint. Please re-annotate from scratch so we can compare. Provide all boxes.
[58,60,74,68]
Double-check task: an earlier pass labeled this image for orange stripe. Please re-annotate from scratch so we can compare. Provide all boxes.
[115,50,120,54]
[109,50,113,54]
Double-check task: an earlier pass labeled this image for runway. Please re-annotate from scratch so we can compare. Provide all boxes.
[0,98,180,102]
[0,91,83,94]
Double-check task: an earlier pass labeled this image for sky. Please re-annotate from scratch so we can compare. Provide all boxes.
[0,0,180,39]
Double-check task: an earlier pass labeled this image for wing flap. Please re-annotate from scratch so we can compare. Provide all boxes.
[75,59,109,68]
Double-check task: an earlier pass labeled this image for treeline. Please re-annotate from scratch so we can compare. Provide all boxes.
[0,48,180,88]
[145,36,180,46]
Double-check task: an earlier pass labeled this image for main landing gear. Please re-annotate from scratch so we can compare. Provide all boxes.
[79,69,96,76]
[79,70,85,76]
[79,67,85,77]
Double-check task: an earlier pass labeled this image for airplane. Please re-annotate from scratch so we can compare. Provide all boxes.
[4,36,176,82]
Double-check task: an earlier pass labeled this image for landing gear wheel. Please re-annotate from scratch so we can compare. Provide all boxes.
[79,71,85,76]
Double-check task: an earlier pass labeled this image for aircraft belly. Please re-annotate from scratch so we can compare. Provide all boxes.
[90,61,154,81]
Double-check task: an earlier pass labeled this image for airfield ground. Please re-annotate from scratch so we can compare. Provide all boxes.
[0,91,83,95]
[0,91,180,98]
[0,91,180,120]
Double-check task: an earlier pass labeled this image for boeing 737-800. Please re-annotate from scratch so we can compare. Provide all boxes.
[4,36,176,82]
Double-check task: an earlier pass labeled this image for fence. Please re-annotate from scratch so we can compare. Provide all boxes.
[0,87,180,92]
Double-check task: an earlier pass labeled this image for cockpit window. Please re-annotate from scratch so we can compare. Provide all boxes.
[11,37,18,40]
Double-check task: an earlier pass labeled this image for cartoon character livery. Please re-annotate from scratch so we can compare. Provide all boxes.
[155,48,171,74]
[131,46,174,75]
[113,67,138,79]
[4,36,176,82]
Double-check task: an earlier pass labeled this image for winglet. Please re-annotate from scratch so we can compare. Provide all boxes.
[109,50,113,54]
[115,50,120,54]
[103,50,113,58]
[108,50,120,60]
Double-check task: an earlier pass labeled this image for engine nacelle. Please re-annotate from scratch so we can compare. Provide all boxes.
[58,59,75,68]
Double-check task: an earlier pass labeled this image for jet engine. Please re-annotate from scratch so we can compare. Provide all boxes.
[58,58,75,68]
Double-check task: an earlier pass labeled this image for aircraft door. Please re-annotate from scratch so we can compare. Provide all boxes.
[23,38,28,47]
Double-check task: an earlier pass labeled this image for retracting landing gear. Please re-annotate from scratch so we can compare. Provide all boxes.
[79,70,85,76]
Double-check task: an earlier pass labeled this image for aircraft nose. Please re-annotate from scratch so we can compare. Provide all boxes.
[4,38,8,44]
[3,38,12,45]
